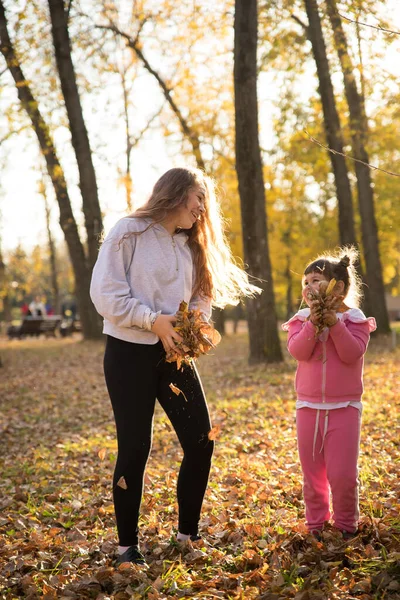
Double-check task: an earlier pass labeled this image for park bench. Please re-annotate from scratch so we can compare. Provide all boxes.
[7,316,62,340]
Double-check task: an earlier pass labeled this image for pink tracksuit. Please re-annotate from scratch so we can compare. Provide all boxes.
[282,308,376,532]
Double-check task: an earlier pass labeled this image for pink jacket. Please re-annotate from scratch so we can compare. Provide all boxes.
[282,308,376,403]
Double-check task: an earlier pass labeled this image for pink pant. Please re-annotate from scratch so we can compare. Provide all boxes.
[296,406,361,533]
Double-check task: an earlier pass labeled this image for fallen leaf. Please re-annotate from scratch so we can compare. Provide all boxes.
[98,447,107,461]
[0,328,398,600]
[169,382,188,402]
[117,476,128,490]
[208,425,221,440]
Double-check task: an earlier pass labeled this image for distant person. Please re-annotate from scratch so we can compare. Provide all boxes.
[45,303,54,316]
[29,296,47,317]
[21,302,30,316]
[282,248,376,539]
[90,167,260,565]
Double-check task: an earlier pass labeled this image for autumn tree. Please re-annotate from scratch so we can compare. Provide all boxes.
[325,0,390,333]
[106,32,165,212]
[299,0,357,248]
[368,96,400,295]
[48,0,103,271]
[291,0,371,315]
[95,10,207,171]
[234,0,283,363]
[258,0,345,318]
[1,0,398,331]
[0,0,101,338]
[3,242,74,315]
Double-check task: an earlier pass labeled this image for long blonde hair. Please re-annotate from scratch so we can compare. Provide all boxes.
[125,167,260,306]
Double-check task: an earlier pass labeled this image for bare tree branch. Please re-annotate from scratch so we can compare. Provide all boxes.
[0,0,102,338]
[130,104,165,148]
[304,129,400,177]
[291,14,308,33]
[0,125,30,145]
[66,0,73,20]
[130,15,150,47]
[339,13,400,36]
[95,22,206,170]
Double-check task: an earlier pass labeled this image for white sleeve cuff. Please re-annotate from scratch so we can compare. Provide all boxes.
[141,309,161,331]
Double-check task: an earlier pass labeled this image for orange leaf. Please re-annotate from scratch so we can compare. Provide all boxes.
[98,448,107,461]
[208,425,221,440]
[169,383,181,395]
[169,382,188,402]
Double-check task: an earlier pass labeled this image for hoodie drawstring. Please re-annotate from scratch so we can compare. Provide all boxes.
[312,409,329,461]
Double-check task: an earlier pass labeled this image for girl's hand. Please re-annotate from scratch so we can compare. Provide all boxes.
[322,309,338,328]
[309,299,322,327]
[322,295,339,327]
[324,294,344,313]
[151,314,183,354]
[322,294,344,327]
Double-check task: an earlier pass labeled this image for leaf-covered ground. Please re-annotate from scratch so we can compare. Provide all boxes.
[0,330,399,600]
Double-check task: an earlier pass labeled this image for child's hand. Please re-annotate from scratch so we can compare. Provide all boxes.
[321,294,343,327]
[322,309,338,328]
[324,294,344,313]
[309,299,322,327]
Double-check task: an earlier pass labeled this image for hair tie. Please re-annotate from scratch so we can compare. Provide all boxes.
[339,255,350,268]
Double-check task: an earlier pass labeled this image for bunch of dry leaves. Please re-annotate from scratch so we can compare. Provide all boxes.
[165,301,221,369]
[305,279,344,336]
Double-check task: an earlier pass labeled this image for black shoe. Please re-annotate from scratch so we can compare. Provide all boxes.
[189,535,202,542]
[116,545,146,565]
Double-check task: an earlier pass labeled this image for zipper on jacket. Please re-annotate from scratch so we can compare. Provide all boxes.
[171,236,179,271]
[321,340,327,403]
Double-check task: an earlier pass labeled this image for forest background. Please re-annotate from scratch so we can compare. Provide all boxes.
[0,0,400,355]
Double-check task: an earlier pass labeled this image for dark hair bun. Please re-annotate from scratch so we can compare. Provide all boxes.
[339,255,350,268]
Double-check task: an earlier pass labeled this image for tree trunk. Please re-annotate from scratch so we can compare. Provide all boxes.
[302,0,356,246]
[234,0,283,363]
[48,0,103,271]
[39,180,60,313]
[0,242,12,322]
[0,0,101,338]
[325,0,390,332]
[212,307,226,336]
[301,0,369,312]
[121,68,133,212]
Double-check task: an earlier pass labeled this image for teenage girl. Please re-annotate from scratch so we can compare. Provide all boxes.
[282,248,376,537]
[90,167,258,564]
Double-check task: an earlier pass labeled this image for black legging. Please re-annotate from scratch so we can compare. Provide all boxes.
[103,335,214,546]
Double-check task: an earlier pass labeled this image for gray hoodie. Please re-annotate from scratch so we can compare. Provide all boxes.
[90,217,211,344]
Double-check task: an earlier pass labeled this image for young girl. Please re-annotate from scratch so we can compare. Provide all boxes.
[282,248,376,538]
[90,167,258,564]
